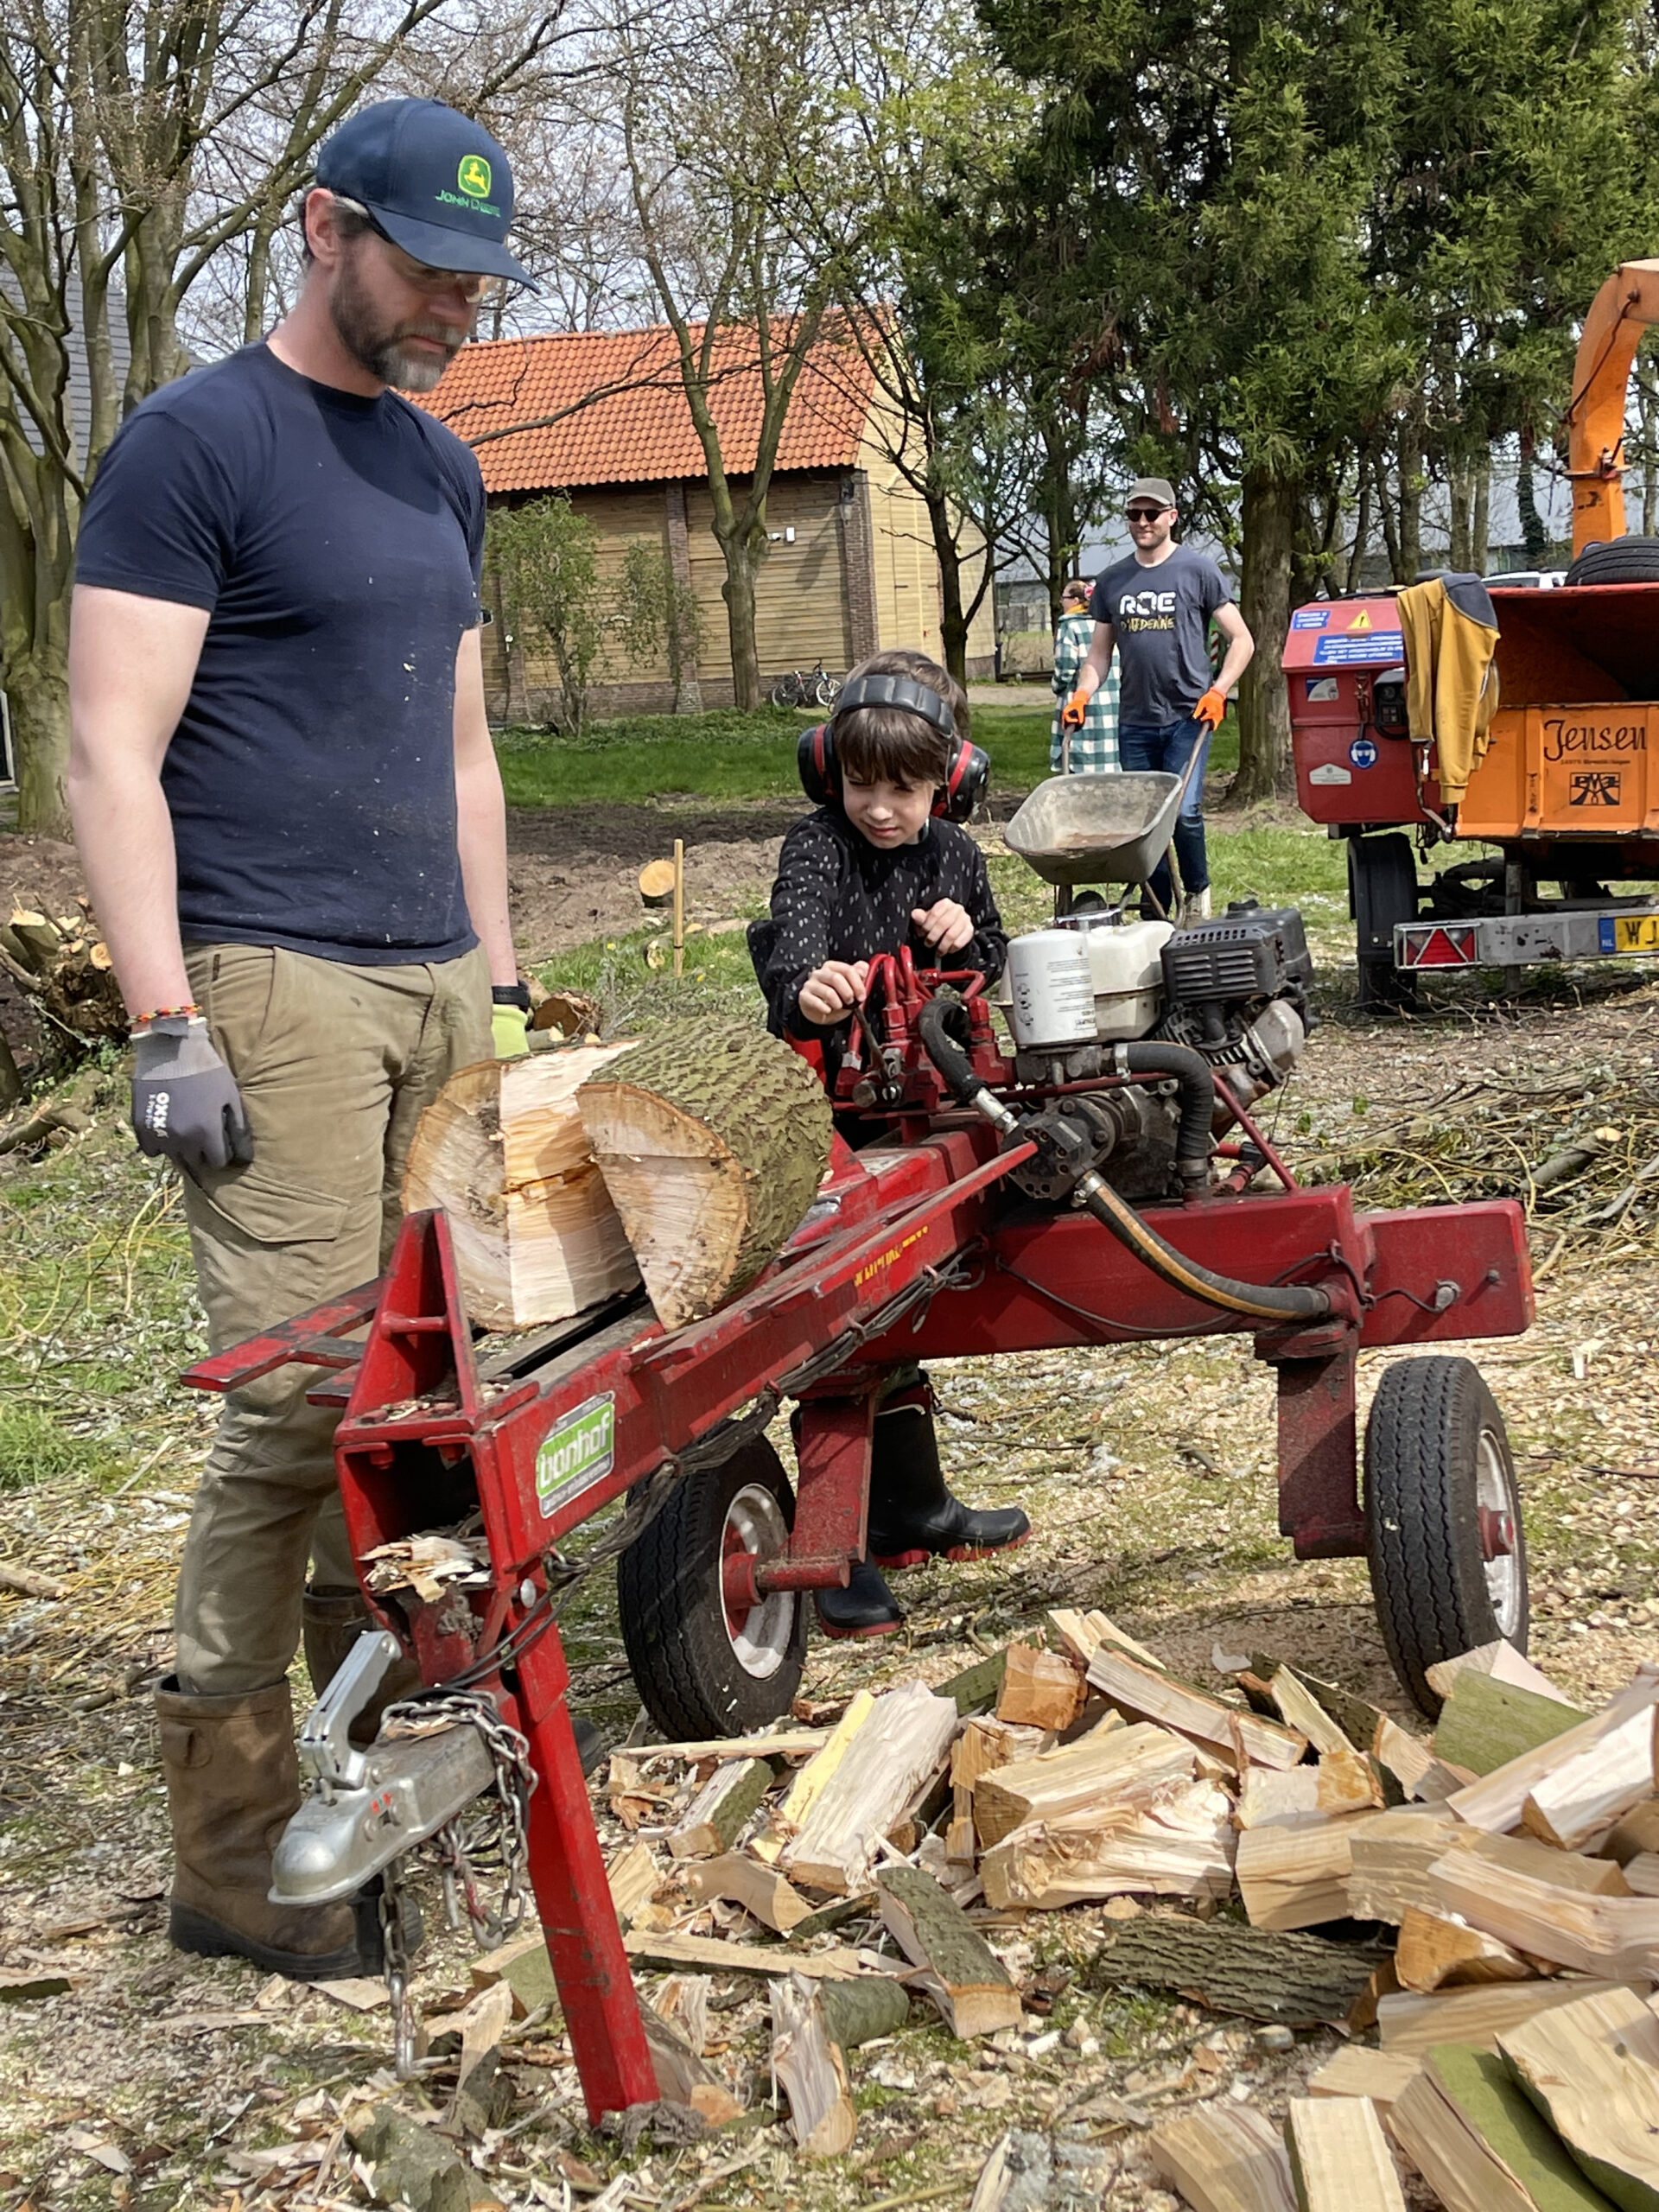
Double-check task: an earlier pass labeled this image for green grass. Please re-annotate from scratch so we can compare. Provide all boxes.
[494,698,1240,808]
[537,823,1352,1036]
[0,1096,206,1492]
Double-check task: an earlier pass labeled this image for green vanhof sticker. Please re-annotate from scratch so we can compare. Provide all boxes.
[536,1391,616,1516]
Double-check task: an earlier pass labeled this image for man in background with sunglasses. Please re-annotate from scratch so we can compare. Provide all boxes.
[67,100,535,1980]
[1062,477,1254,925]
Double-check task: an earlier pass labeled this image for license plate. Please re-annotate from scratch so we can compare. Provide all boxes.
[1599,913,1659,953]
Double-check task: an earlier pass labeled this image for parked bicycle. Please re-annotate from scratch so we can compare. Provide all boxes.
[770,660,842,710]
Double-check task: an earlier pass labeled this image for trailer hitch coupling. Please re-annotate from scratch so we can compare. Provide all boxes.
[272,1632,496,1908]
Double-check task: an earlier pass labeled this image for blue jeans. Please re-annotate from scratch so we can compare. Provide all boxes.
[1118,715,1211,911]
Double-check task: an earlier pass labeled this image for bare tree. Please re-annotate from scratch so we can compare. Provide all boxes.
[601,0,830,709]
[0,0,584,836]
[772,8,1040,688]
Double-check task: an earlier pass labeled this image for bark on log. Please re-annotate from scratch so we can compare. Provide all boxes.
[403,1043,641,1328]
[1086,1916,1390,2027]
[814,1974,912,2052]
[578,1020,833,1331]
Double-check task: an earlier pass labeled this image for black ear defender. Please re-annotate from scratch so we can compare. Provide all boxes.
[795,673,989,823]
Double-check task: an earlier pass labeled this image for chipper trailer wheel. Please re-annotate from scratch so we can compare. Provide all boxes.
[616,1436,807,1740]
[1365,1354,1529,1717]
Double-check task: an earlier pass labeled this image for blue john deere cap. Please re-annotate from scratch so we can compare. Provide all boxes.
[316,98,535,289]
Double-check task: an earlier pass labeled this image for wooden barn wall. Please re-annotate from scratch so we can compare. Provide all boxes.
[483,473,859,719]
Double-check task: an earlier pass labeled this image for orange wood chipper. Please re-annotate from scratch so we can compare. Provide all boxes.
[1290,260,1659,1003]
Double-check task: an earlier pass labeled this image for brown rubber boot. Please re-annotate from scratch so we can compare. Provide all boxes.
[302,1586,423,1747]
[156,1675,379,1980]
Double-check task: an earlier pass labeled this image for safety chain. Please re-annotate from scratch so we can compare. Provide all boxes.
[376,1690,537,2076]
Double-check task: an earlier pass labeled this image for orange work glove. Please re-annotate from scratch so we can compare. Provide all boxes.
[1061,688,1090,730]
[1194,687,1227,729]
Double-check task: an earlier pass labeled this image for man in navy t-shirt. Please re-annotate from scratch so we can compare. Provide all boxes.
[1061,477,1255,924]
[68,99,536,1981]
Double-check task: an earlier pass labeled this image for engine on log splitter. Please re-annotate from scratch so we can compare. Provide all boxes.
[184,768,1535,2122]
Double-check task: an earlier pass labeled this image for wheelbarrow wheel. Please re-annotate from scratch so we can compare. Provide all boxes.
[1365,1355,1529,1717]
[616,1437,807,1741]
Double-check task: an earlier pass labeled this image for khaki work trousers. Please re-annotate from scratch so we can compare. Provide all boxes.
[174,940,491,1694]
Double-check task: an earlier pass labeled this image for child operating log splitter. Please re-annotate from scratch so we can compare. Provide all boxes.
[751,648,1029,1639]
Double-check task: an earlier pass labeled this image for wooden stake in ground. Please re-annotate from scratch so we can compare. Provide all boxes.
[403,1042,640,1328]
[1149,2105,1297,2212]
[672,836,685,977]
[770,1974,855,2157]
[877,1864,1022,2038]
[1500,1984,1659,2212]
[578,1021,834,1331]
[1285,2097,1406,2212]
[1387,2043,1615,2212]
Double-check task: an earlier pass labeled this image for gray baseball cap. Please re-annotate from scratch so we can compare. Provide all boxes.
[1128,477,1178,510]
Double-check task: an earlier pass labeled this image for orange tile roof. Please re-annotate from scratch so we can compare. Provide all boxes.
[425,319,879,493]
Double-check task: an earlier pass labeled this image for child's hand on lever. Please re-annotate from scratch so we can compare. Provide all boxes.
[798,959,870,1026]
[912,899,975,957]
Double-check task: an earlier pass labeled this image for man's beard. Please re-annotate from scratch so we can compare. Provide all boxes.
[329,251,470,393]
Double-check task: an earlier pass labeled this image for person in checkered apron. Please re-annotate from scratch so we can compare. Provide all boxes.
[1050,577,1120,773]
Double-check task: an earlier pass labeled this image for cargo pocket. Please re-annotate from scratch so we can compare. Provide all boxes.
[185,1157,350,1247]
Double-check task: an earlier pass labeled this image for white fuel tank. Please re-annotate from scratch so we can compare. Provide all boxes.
[1071,913,1174,1039]
[1005,928,1096,1048]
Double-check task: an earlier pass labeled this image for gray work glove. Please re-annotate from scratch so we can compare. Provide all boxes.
[131,1014,254,1173]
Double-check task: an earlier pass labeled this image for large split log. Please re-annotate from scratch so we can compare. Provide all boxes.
[973,1720,1194,1849]
[403,1043,640,1328]
[1387,2044,1614,2212]
[1447,1670,1659,1834]
[1500,1985,1659,2211]
[877,1864,1021,2038]
[1428,1846,1659,1981]
[578,1020,833,1331]
[1285,2097,1407,2212]
[779,1682,957,1895]
[770,1974,856,2157]
[1149,2106,1297,2212]
[1376,1977,1638,2056]
[980,1778,1236,1910]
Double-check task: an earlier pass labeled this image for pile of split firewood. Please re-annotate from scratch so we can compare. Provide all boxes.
[521,1611,1659,2211]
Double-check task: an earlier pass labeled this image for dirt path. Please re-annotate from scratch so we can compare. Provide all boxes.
[3,818,1658,2210]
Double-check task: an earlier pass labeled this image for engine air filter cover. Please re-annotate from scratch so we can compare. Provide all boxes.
[1161,900,1314,1004]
